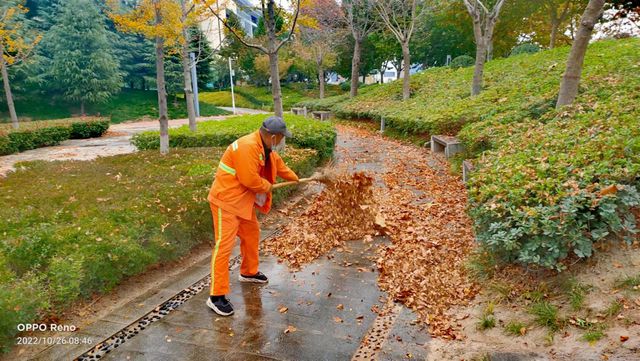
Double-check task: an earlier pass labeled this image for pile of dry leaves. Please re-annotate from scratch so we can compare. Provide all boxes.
[262,171,379,269]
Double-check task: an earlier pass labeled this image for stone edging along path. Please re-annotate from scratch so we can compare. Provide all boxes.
[0,108,267,178]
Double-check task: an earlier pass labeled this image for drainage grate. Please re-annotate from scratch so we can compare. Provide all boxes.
[351,304,403,361]
[74,254,242,360]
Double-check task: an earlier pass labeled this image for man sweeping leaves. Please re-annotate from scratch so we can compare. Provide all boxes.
[206,116,299,316]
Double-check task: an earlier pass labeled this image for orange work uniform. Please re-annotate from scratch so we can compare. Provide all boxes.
[207,130,298,296]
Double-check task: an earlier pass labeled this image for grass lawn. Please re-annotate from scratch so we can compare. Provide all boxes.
[0,89,230,124]
[0,146,320,352]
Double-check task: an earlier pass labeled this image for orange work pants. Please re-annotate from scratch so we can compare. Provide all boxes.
[209,203,260,296]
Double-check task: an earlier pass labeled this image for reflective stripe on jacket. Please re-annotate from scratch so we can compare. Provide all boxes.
[207,130,298,220]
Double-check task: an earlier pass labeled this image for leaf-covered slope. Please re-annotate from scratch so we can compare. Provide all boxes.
[321,38,640,268]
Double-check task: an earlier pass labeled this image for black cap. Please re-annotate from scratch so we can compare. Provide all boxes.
[261,116,292,138]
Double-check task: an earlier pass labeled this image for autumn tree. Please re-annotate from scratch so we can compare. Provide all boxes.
[343,0,376,97]
[524,0,588,49]
[556,0,606,108]
[0,0,40,128]
[374,0,425,100]
[462,0,507,96]
[299,0,344,98]
[109,0,185,154]
[44,0,123,116]
[203,0,302,117]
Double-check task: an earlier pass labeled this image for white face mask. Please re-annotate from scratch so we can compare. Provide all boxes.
[270,135,286,152]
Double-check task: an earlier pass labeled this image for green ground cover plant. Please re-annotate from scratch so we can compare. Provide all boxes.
[0,117,110,155]
[0,146,319,352]
[0,89,229,123]
[298,38,640,269]
[132,113,337,160]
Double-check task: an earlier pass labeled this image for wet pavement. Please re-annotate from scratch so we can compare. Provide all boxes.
[99,238,387,361]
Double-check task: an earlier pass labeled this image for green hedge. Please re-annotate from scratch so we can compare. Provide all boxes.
[0,146,319,352]
[295,94,351,112]
[450,55,475,69]
[0,117,110,155]
[132,113,337,160]
[510,43,541,56]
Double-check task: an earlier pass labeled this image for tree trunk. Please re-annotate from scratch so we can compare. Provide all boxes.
[550,21,559,48]
[549,8,559,49]
[181,46,196,131]
[155,37,169,154]
[265,0,283,116]
[180,2,196,132]
[401,41,411,100]
[556,0,606,108]
[350,38,361,98]
[80,100,85,116]
[486,38,494,61]
[268,52,284,117]
[471,37,487,96]
[0,46,18,129]
[318,65,325,99]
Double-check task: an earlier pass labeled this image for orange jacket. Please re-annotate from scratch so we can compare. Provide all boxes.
[208,130,299,220]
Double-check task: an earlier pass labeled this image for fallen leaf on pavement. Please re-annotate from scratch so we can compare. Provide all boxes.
[284,325,297,334]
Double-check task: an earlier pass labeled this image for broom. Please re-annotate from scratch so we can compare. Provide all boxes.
[272,163,336,190]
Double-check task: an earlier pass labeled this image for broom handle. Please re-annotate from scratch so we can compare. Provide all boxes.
[272,177,314,190]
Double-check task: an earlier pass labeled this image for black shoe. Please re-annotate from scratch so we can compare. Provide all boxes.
[238,271,268,284]
[206,295,234,316]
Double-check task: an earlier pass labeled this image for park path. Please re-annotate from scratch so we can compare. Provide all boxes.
[0,107,266,177]
[10,124,437,361]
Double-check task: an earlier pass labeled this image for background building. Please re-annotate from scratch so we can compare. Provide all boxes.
[200,0,260,50]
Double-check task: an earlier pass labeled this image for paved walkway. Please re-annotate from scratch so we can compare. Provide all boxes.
[13,126,431,361]
[0,108,267,177]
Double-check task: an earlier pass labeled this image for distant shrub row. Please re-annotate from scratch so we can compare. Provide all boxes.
[0,118,110,155]
[132,114,337,160]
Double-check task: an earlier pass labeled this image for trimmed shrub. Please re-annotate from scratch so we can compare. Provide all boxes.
[510,43,541,56]
[450,55,475,69]
[70,120,110,138]
[132,114,337,160]
[340,81,352,92]
[296,94,350,112]
[0,146,319,352]
[0,117,110,155]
